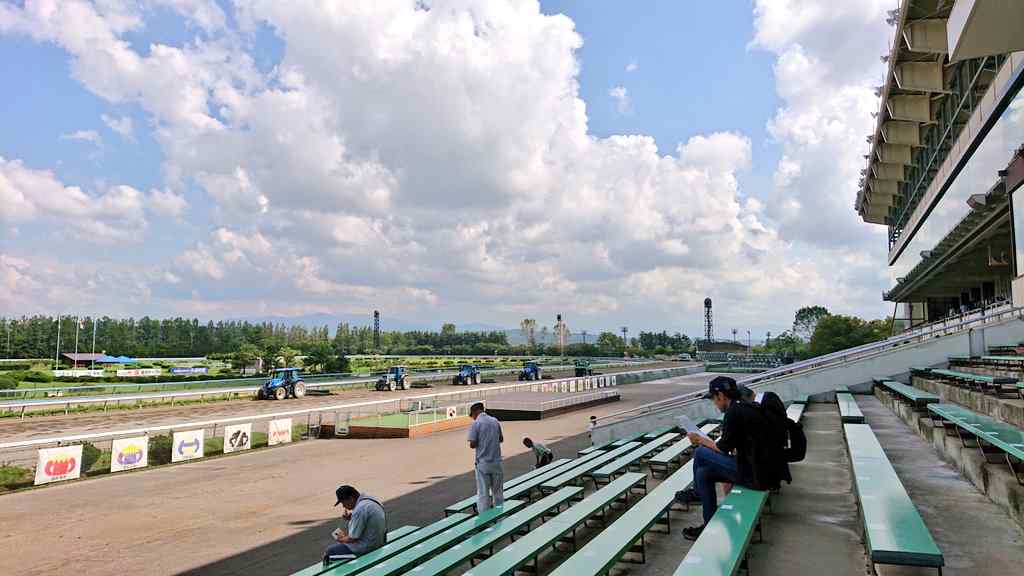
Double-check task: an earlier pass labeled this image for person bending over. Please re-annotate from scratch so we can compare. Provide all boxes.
[523,437,553,468]
[324,485,386,564]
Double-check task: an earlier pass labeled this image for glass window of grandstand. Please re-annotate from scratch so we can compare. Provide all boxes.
[1014,187,1024,277]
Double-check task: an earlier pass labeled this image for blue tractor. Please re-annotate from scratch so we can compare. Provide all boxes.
[375,366,409,391]
[518,361,542,381]
[257,368,306,400]
[452,364,481,386]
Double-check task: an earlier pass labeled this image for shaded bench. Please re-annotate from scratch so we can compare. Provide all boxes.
[462,473,647,576]
[928,403,1024,485]
[591,432,680,486]
[642,426,676,440]
[836,392,864,424]
[610,431,649,447]
[547,458,700,574]
[673,487,768,576]
[844,423,944,575]
[324,501,525,576]
[444,458,574,516]
[648,423,720,479]
[792,394,809,404]
[578,439,615,456]
[538,442,642,495]
[929,369,1019,398]
[291,526,421,576]
[873,379,939,410]
[363,488,580,576]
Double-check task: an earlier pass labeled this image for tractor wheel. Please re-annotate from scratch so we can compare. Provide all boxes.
[389,380,396,392]
[274,387,288,401]
[453,376,460,386]
[256,388,266,400]
[293,381,306,398]
[400,377,409,390]
[518,374,524,381]
[473,374,481,385]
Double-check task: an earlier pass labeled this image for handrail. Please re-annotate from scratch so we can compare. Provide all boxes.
[595,302,1022,426]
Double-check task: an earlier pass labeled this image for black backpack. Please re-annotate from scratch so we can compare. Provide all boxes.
[784,419,807,463]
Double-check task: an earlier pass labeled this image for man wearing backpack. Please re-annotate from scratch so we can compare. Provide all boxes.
[676,377,785,540]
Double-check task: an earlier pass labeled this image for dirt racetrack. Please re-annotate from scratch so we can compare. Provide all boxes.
[0,372,713,576]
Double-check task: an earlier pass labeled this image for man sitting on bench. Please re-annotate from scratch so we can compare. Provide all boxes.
[324,485,387,564]
[675,377,784,540]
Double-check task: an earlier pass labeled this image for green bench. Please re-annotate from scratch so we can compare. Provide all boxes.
[648,423,720,479]
[445,454,604,516]
[538,442,642,495]
[928,403,1024,485]
[910,366,932,376]
[322,501,526,576]
[463,473,647,576]
[673,487,768,576]
[592,433,679,486]
[873,379,940,410]
[642,426,676,440]
[836,392,864,424]
[291,526,421,576]
[792,394,809,404]
[610,431,649,447]
[929,368,1018,397]
[547,459,700,574]
[443,458,574,516]
[392,487,582,576]
[844,423,943,574]
[785,402,805,423]
[578,441,613,456]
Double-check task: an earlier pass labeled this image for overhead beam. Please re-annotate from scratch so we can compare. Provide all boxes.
[886,94,933,123]
[948,0,1024,62]
[877,143,913,165]
[882,120,921,146]
[894,62,945,93]
[872,162,907,182]
[903,19,948,54]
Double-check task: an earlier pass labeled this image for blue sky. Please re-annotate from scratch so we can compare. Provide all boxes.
[0,1,891,336]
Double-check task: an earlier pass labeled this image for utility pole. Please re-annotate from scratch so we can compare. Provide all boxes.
[732,328,738,343]
[373,310,381,350]
[90,318,98,369]
[746,330,751,352]
[54,314,62,369]
[581,330,588,344]
[621,326,628,347]
[73,315,80,368]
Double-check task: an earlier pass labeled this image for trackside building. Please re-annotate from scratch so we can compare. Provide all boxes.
[855,0,1024,329]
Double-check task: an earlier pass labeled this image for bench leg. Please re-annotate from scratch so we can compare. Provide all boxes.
[1007,453,1024,486]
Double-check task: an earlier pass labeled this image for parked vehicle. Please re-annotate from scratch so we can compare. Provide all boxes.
[452,364,481,386]
[574,358,593,377]
[376,366,409,391]
[518,361,542,381]
[257,368,306,400]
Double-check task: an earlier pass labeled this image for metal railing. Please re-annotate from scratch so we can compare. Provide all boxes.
[595,302,1023,427]
[0,374,618,473]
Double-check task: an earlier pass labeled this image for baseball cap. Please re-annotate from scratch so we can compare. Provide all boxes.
[334,484,357,507]
[702,376,738,399]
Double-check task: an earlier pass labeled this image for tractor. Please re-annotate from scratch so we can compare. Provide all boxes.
[574,358,593,377]
[518,361,542,381]
[452,364,481,386]
[257,368,306,400]
[375,366,409,391]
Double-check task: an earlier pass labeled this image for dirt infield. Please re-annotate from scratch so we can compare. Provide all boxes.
[0,372,712,576]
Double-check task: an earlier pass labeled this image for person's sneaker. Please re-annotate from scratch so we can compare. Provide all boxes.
[674,487,700,504]
[682,524,705,541]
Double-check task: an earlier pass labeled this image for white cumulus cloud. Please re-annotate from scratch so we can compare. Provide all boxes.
[608,85,632,115]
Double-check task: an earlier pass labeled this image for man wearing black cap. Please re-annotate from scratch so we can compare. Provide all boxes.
[677,376,781,540]
[324,485,386,564]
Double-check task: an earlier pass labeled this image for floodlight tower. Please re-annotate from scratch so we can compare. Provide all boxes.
[703,298,714,343]
[373,310,380,349]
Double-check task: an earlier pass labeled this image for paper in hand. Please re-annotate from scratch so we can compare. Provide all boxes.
[675,415,709,439]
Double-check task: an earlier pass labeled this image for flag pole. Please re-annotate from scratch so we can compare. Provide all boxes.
[91,317,97,370]
[74,315,80,368]
[54,314,62,370]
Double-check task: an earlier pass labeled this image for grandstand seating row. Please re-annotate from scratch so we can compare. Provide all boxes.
[912,366,1022,399]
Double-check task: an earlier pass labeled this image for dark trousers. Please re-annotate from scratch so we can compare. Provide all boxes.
[692,446,739,524]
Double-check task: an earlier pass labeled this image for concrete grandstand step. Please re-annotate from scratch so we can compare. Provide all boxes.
[858,394,1024,573]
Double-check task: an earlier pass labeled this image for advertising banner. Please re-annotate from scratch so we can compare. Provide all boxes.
[223,423,252,453]
[53,369,104,378]
[34,445,83,485]
[116,368,162,377]
[446,406,457,420]
[268,418,292,446]
[171,429,205,462]
[169,367,209,375]
[110,436,149,472]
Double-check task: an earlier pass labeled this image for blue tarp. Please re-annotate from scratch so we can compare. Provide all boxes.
[95,355,137,364]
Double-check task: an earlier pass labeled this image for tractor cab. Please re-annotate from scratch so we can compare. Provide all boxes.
[518,361,542,381]
[376,366,409,391]
[574,358,593,377]
[258,368,307,400]
[453,364,481,386]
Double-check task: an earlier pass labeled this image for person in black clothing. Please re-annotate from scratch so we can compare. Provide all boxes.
[676,376,783,540]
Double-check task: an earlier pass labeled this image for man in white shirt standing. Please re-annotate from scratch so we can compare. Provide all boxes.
[468,402,504,513]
